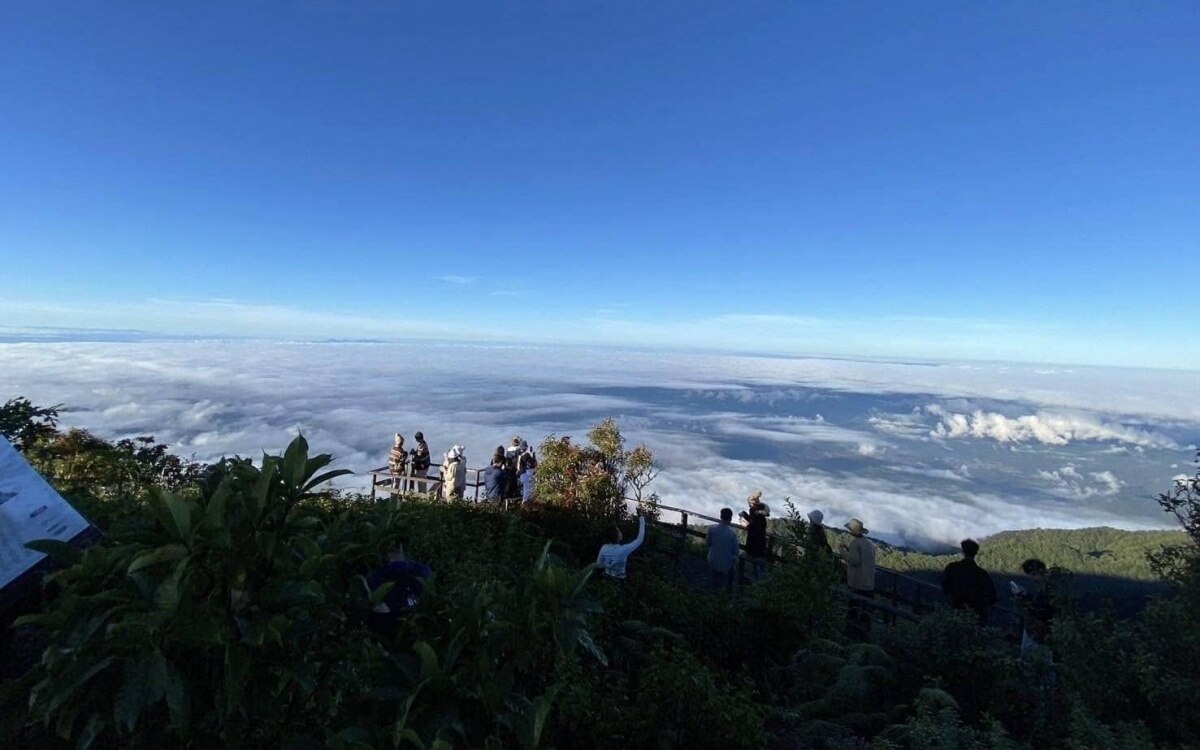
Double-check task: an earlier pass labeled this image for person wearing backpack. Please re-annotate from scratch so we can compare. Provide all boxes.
[517,447,537,503]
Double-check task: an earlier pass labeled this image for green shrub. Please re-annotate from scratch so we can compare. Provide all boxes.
[12,436,384,747]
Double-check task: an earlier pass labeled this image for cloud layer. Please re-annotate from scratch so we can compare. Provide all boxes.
[2,341,1196,548]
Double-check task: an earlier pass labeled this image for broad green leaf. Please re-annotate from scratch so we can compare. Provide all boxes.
[205,478,231,529]
[155,557,190,612]
[154,490,194,542]
[414,641,440,680]
[253,458,279,517]
[25,538,81,567]
[302,468,353,493]
[114,651,167,731]
[164,665,190,730]
[530,687,559,749]
[283,433,309,489]
[128,544,188,574]
[75,713,105,750]
[45,656,116,717]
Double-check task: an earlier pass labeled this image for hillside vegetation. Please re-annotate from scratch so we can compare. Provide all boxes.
[876,527,1187,581]
[2,397,1199,750]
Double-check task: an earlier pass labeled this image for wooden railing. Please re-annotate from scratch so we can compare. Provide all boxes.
[367,465,487,502]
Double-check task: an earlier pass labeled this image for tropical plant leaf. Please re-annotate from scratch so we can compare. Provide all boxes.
[303,468,353,493]
[128,544,188,574]
[25,538,81,567]
[283,433,309,489]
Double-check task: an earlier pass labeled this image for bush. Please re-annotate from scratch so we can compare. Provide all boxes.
[553,643,765,750]
[11,436,386,747]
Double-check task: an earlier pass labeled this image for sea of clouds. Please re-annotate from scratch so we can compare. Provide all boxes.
[2,340,1198,549]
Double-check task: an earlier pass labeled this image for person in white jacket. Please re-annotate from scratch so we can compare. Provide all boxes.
[440,446,467,500]
[596,516,646,580]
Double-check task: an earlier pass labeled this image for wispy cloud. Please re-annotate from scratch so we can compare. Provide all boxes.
[433,275,478,285]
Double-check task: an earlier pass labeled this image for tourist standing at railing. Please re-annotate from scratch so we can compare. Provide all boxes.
[739,491,770,580]
[840,518,876,638]
[410,431,431,475]
[1013,558,1055,659]
[441,446,466,501]
[596,515,646,580]
[517,448,537,503]
[483,456,505,502]
[940,539,998,625]
[388,434,408,490]
[807,509,832,555]
[707,507,740,592]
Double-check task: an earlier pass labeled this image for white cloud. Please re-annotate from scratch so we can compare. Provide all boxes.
[1036,465,1125,501]
[433,275,478,285]
[868,410,930,439]
[927,405,1176,448]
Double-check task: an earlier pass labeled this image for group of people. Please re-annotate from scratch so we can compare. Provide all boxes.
[483,438,538,503]
[386,432,538,504]
[705,491,774,590]
[384,447,1058,655]
[388,431,432,478]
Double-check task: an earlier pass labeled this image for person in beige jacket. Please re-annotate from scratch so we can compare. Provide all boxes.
[840,517,876,638]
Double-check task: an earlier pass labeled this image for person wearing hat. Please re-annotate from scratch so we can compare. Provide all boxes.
[739,491,770,581]
[410,431,431,475]
[807,509,832,557]
[388,434,408,491]
[440,446,467,501]
[840,517,876,638]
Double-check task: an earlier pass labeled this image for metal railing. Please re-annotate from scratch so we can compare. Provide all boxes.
[634,499,1022,633]
[365,471,1022,633]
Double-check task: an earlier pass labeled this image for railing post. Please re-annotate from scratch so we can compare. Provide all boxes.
[889,575,899,625]
[676,512,688,561]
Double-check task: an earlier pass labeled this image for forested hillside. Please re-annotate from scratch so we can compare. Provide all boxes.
[876,527,1186,580]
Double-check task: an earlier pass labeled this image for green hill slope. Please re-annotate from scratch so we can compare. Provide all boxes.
[874,526,1186,581]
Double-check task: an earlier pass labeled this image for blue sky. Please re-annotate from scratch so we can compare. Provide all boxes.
[1,2,1197,367]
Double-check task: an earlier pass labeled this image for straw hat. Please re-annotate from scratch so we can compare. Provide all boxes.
[844,518,868,535]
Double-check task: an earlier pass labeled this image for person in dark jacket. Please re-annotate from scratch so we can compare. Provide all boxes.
[483,457,505,502]
[940,538,998,624]
[807,509,832,555]
[739,491,770,580]
[410,431,431,474]
[1014,558,1055,658]
[517,448,537,503]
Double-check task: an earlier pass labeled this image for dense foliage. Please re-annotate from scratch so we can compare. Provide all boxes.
[875,526,1187,582]
[2,399,1199,749]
